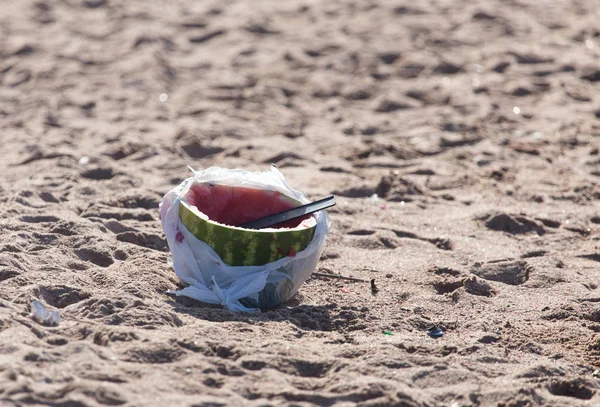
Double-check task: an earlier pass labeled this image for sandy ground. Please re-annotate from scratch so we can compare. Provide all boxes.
[2,0,600,405]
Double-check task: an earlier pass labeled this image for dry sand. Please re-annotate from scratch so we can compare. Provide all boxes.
[2,0,600,405]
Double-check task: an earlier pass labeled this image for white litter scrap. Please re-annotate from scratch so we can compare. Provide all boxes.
[30,300,60,326]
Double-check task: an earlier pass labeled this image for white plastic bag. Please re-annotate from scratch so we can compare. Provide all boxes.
[160,166,330,312]
[30,300,60,326]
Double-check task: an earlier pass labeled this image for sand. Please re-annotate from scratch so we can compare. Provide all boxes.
[2,0,600,405]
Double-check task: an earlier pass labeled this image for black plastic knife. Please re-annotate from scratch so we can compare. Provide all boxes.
[237,195,336,230]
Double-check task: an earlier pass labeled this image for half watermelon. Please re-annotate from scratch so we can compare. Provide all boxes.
[178,182,317,267]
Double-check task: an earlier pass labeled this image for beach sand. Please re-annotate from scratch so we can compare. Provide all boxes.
[2,0,600,405]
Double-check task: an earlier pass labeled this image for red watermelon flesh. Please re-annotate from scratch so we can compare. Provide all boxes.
[186,183,311,229]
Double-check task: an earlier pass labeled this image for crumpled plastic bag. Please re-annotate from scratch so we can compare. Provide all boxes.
[160,166,330,312]
[30,300,60,326]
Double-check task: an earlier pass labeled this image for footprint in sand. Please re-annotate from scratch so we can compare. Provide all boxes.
[471,260,533,286]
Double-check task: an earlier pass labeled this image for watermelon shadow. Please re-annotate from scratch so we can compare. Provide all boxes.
[168,295,368,332]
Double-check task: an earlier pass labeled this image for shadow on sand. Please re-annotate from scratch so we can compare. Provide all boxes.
[167,292,369,333]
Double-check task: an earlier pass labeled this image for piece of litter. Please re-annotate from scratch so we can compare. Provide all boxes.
[427,326,444,338]
[341,288,350,293]
[30,300,60,326]
[312,272,367,282]
[383,330,393,336]
[78,156,90,165]
[370,278,379,295]
[162,166,330,312]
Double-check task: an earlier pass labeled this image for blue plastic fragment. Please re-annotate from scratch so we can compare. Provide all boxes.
[427,326,444,338]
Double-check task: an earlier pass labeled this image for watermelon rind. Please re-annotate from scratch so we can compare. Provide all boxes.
[178,199,317,267]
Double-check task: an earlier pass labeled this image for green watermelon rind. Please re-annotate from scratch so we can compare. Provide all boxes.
[178,200,316,267]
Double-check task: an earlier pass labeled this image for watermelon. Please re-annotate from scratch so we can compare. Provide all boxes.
[179,182,317,267]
